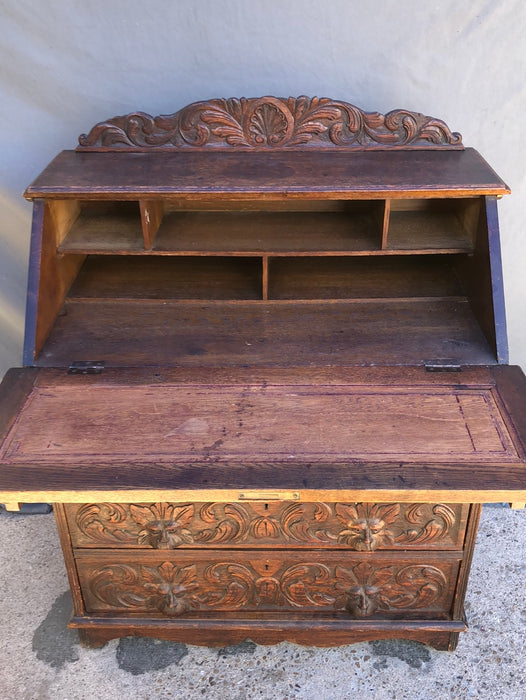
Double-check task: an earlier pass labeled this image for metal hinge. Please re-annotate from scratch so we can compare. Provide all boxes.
[68,360,105,375]
[424,360,462,373]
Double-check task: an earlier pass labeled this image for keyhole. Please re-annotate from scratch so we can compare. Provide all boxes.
[265,562,269,571]
[264,503,269,511]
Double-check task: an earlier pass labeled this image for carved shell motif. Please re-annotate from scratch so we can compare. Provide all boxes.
[77,96,462,151]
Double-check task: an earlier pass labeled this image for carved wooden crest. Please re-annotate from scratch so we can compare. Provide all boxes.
[77,96,463,152]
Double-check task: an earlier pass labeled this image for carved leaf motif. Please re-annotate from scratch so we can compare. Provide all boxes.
[89,561,200,615]
[202,563,254,608]
[129,503,195,549]
[335,503,400,551]
[75,503,133,544]
[194,503,249,543]
[280,563,335,607]
[401,503,456,544]
[386,566,447,609]
[78,96,462,151]
[281,503,318,542]
[333,561,447,617]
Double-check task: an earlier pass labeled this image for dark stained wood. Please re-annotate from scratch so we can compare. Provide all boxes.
[267,256,465,300]
[381,199,390,249]
[33,298,496,368]
[24,149,509,200]
[451,504,482,619]
[492,365,526,458]
[1,367,526,498]
[53,503,86,616]
[57,202,143,253]
[69,255,465,301]
[484,197,509,363]
[76,97,463,152]
[153,208,381,254]
[386,199,476,251]
[30,202,85,359]
[22,200,45,365]
[139,200,163,249]
[72,617,465,650]
[453,196,509,364]
[0,368,39,441]
[69,256,263,300]
[8,100,521,652]
[3,458,526,495]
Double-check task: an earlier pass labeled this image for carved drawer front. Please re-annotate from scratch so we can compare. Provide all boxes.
[76,549,460,619]
[64,502,469,551]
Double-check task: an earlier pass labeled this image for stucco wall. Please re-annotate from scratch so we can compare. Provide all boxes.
[1,0,524,376]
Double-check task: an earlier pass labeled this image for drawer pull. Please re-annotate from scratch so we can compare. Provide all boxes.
[238,491,300,502]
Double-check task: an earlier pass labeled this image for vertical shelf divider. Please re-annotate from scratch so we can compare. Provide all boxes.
[381,199,391,250]
[140,200,164,250]
[262,255,269,300]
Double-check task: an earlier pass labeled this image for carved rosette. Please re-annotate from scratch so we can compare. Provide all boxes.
[72,502,461,550]
[85,559,450,617]
[77,96,462,151]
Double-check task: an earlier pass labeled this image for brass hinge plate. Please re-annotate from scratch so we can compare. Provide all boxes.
[68,361,105,375]
[424,360,462,373]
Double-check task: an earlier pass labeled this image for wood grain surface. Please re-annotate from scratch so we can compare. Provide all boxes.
[24,149,509,200]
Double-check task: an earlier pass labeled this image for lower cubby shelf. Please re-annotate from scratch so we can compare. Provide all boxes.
[69,255,263,300]
[68,254,467,302]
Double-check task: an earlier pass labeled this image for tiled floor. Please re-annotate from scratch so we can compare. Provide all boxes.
[0,505,524,699]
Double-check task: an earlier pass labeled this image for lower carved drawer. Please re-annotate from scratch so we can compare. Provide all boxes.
[64,501,469,551]
[75,550,460,619]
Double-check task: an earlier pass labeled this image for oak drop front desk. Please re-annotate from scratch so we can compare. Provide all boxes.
[1,97,525,651]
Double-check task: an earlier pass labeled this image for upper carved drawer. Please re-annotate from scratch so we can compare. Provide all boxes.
[64,501,469,551]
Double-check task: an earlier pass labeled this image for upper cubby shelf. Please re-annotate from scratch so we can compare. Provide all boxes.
[56,197,478,256]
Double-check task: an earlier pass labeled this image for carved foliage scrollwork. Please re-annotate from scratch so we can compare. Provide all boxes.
[402,504,457,544]
[86,559,450,617]
[73,501,462,550]
[334,562,448,618]
[89,561,200,616]
[77,96,462,151]
[75,503,132,545]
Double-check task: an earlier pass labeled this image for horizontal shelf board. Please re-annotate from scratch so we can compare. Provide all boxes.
[25,149,509,198]
[154,210,379,253]
[58,248,475,257]
[69,256,263,300]
[36,299,496,368]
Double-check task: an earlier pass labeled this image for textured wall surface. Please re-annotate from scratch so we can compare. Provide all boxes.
[1,0,524,376]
